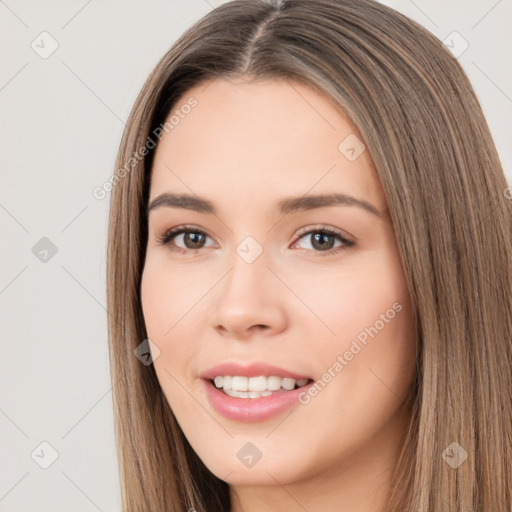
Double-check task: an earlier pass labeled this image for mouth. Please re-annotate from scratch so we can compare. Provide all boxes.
[200,362,315,421]
[201,374,315,422]
[207,375,314,399]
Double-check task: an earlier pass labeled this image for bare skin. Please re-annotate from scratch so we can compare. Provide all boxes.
[140,76,417,512]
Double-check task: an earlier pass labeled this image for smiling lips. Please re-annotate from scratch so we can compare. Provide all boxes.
[200,362,314,421]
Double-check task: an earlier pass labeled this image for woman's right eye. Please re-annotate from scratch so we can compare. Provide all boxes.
[157,225,214,254]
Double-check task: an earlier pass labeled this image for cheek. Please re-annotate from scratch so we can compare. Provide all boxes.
[140,272,165,340]
[309,245,415,401]
[307,247,410,343]
[140,257,210,386]
[140,261,190,389]
[140,263,199,416]
[140,256,207,340]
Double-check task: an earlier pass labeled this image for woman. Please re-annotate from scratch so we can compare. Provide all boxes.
[106,0,512,510]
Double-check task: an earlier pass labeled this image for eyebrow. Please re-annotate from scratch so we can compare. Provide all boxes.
[147,192,382,218]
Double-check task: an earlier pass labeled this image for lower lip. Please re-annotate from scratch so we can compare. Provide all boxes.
[202,379,313,423]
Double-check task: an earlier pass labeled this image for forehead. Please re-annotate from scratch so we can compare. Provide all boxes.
[149,77,385,215]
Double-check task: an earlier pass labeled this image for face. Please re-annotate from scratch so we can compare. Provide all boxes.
[140,77,416,497]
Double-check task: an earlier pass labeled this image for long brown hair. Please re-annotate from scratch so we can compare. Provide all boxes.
[106,0,512,510]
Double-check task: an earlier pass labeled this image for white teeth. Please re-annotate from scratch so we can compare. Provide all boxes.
[212,375,310,394]
[267,376,282,391]
[282,378,295,391]
[231,376,248,391]
[224,389,276,398]
[248,376,267,391]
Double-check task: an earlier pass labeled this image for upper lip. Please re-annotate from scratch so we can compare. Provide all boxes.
[200,362,312,381]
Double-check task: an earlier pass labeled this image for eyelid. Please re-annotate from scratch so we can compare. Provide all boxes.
[294,224,355,244]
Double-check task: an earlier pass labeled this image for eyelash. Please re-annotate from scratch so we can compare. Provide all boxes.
[156,224,355,257]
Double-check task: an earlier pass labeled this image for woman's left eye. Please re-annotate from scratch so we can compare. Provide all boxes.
[293,226,355,255]
[156,224,354,256]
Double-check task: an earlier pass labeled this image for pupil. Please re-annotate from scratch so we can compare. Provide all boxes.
[185,232,204,248]
[312,233,333,250]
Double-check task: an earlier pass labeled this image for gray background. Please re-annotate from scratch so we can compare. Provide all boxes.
[1,1,510,510]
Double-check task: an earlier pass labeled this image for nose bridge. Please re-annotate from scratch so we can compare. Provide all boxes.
[234,232,267,267]
[211,230,286,337]
[225,232,272,298]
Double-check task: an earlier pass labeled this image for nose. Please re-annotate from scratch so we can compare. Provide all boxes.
[210,244,288,340]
